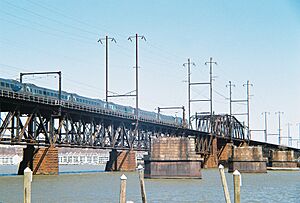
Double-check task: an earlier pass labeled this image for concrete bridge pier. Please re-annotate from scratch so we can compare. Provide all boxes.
[228,146,267,173]
[18,145,59,175]
[269,150,298,169]
[105,149,137,171]
[144,137,203,178]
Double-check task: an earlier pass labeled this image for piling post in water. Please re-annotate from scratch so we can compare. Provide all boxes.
[24,167,32,203]
[137,165,147,203]
[233,170,241,203]
[218,164,231,203]
[119,174,127,203]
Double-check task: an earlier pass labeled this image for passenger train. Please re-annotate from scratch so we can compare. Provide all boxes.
[0,78,183,126]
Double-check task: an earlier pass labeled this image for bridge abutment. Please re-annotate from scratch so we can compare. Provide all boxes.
[144,137,203,178]
[18,146,58,175]
[105,149,137,171]
[228,146,267,173]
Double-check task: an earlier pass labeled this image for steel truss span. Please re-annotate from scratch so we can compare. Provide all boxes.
[197,114,247,140]
[0,92,211,151]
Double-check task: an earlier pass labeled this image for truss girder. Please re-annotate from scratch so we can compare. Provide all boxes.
[197,114,247,140]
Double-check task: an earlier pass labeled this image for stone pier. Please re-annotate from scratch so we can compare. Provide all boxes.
[228,146,267,173]
[203,137,218,168]
[18,146,58,175]
[105,149,136,171]
[218,142,233,167]
[269,150,298,169]
[144,137,203,178]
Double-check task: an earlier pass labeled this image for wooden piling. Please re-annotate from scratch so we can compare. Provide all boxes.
[138,165,147,203]
[119,174,127,203]
[24,167,32,203]
[218,164,231,203]
[233,170,241,203]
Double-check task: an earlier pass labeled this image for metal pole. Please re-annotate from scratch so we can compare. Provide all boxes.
[287,123,292,146]
[136,33,139,120]
[297,123,300,143]
[262,112,269,142]
[188,58,191,128]
[246,81,250,139]
[205,57,217,133]
[275,111,283,145]
[58,71,61,103]
[209,57,213,124]
[243,80,253,139]
[106,35,108,104]
[98,36,116,106]
[229,81,232,116]
[226,81,235,116]
[182,106,186,127]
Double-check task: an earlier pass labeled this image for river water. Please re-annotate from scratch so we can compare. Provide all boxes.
[0,165,299,203]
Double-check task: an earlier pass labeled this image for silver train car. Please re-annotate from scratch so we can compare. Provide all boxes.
[0,77,183,126]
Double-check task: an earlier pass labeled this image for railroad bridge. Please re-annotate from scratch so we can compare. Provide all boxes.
[0,89,299,174]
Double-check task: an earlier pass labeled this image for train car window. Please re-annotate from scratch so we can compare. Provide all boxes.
[39,90,42,94]
[6,83,9,88]
[1,82,4,87]
[47,92,50,96]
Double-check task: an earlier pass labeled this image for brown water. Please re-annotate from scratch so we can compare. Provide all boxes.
[0,165,299,203]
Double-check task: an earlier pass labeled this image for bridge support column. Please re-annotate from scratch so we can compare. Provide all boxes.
[203,137,218,168]
[228,146,267,173]
[18,146,59,175]
[218,142,234,167]
[269,150,298,170]
[105,149,137,171]
[144,137,203,178]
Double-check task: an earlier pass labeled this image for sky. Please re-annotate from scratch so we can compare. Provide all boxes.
[1,0,300,147]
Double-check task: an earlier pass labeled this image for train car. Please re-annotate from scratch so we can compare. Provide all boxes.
[71,93,104,107]
[114,103,135,115]
[0,78,22,92]
[0,77,183,126]
[139,109,157,121]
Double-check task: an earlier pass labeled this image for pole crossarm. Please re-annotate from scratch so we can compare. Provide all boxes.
[190,82,210,85]
[108,94,137,98]
[231,100,247,103]
[157,106,186,127]
[19,71,62,114]
[190,99,210,102]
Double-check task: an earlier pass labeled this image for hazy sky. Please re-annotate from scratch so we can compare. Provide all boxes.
[1,0,299,147]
